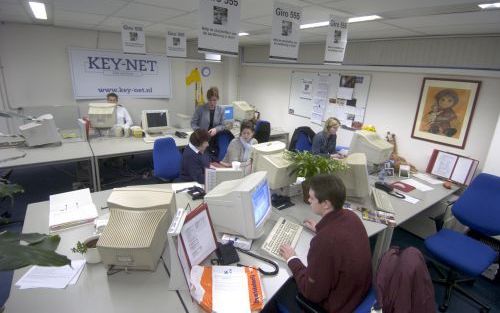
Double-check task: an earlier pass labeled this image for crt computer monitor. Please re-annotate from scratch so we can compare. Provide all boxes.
[204,167,244,192]
[335,153,370,199]
[232,100,255,121]
[204,171,272,239]
[255,152,297,190]
[251,141,286,173]
[142,110,170,134]
[88,103,117,129]
[349,130,393,165]
[220,105,234,121]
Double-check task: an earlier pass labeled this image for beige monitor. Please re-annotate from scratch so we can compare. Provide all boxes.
[349,130,393,165]
[88,103,116,128]
[232,100,255,121]
[205,168,244,192]
[256,152,297,190]
[251,141,286,173]
[336,153,370,199]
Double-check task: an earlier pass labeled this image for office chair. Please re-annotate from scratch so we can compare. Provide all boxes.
[289,127,314,152]
[295,287,376,313]
[425,173,500,313]
[254,120,271,143]
[152,137,181,181]
[214,130,234,162]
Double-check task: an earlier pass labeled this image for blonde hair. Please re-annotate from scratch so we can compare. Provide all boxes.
[207,87,219,100]
[324,117,341,132]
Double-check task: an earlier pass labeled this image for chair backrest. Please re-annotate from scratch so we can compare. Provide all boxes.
[215,130,235,162]
[289,126,315,152]
[295,132,313,152]
[153,137,181,180]
[452,173,500,236]
[254,120,271,143]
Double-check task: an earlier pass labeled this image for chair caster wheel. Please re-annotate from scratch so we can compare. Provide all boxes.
[439,304,448,312]
[479,308,490,313]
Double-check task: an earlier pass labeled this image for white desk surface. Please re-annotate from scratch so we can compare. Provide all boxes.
[0,141,93,169]
[5,187,185,313]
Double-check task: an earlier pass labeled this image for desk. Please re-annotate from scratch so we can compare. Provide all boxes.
[0,140,96,191]
[5,187,186,313]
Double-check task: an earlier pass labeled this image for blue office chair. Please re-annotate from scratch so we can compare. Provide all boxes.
[254,120,271,143]
[295,132,312,152]
[153,137,181,181]
[425,173,500,313]
[214,130,234,162]
[295,287,376,313]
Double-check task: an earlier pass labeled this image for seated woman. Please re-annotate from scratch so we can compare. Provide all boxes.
[179,129,210,184]
[312,117,343,159]
[220,120,257,169]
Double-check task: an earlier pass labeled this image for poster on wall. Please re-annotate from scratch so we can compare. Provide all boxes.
[68,48,172,99]
[269,1,302,62]
[166,31,187,57]
[198,0,241,56]
[324,15,348,64]
[121,23,146,54]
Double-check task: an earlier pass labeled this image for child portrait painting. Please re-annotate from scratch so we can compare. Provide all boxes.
[412,78,481,149]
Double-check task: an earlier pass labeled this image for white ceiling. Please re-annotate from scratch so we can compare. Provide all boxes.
[0,0,499,45]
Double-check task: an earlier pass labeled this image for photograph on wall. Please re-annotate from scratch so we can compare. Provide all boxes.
[213,6,228,25]
[411,78,481,149]
[337,75,356,100]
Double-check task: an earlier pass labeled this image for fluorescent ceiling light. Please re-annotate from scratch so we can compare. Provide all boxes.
[478,2,500,9]
[238,32,249,36]
[348,15,382,23]
[300,21,329,29]
[300,15,382,29]
[205,53,221,61]
[28,1,47,20]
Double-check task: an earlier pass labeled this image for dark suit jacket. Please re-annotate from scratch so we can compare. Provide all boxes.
[179,145,210,184]
[288,209,372,313]
[190,104,225,133]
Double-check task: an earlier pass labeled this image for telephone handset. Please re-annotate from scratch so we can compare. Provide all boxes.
[375,181,405,199]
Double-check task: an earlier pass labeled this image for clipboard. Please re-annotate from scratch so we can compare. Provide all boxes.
[426,149,479,185]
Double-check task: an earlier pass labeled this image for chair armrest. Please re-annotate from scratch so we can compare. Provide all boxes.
[295,293,327,313]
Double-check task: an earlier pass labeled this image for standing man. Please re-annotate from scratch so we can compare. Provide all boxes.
[106,93,133,127]
[268,174,372,313]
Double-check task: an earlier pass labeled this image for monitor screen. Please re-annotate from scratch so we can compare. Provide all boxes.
[223,106,234,120]
[251,180,271,227]
[146,112,168,128]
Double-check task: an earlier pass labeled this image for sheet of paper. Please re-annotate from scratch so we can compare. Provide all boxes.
[212,266,251,313]
[431,152,457,178]
[171,182,203,192]
[450,157,473,184]
[180,209,217,267]
[402,179,434,192]
[49,188,98,229]
[16,260,85,289]
[337,86,354,100]
[402,194,420,204]
[413,173,443,185]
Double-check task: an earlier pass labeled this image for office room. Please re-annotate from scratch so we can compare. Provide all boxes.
[1,0,500,312]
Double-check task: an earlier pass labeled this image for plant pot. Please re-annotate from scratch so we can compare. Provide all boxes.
[301,179,310,204]
[84,235,101,264]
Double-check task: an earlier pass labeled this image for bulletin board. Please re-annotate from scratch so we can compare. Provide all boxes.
[288,71,371,129]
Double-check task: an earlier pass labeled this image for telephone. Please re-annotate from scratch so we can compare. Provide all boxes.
[375,181,405,199]
[187,186,206,200]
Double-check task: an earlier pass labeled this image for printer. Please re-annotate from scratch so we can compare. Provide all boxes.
[19,114,61,147]
[97,187,176,271]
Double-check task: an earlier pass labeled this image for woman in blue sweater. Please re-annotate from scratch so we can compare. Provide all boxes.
[179,129,210,184]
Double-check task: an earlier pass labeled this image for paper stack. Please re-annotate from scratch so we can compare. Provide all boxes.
[49,188,98,231]
[15,260,86,289]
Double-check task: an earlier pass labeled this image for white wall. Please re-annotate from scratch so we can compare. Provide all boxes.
[239,64,500,171]
[0,23,234,132]
[483,114,500,176]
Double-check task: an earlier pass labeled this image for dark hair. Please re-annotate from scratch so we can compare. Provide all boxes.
[207,87,219,100]
[309,174,346,211]
[240,120,255,133]
[189,129,210,147]
[106,92,118,100]
[435,89,459,106]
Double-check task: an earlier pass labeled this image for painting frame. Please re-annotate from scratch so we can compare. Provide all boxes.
[411,78,481,149]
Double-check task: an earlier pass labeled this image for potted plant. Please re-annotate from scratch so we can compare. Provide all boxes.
[72,235,101,264]
[284,151,348,202]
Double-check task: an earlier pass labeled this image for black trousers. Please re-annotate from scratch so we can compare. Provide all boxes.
[262,278,302,313]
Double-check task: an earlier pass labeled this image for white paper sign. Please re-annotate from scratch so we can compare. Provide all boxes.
[166,31,187,57]
[269,1,302,62]
[68,48,172,99]
[324,15,348,64]
[198,0,241,57]
[121,23,146,54]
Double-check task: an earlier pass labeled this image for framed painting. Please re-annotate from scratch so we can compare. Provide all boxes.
[411,78,481,149]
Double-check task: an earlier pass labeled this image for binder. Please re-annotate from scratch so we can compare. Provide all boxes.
[426,149,479,185]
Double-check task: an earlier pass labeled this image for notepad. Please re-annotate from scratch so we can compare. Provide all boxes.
[15,260,85,289]
[49,188,98,231]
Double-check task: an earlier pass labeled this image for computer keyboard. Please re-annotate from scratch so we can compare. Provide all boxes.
[143,135,172,143]
[261,217,303,260]
[371,187,395,213]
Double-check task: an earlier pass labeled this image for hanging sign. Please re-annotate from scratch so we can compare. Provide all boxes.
[198,0,241,57]
[166,31,187,57]
[324,15,348,64]
[121,23,146,54]
[269,1,302,62]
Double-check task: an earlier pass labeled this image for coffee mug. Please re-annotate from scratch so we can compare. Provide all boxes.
[123,125,130,137]
[113,125,123,137]
[232,161,241,170]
